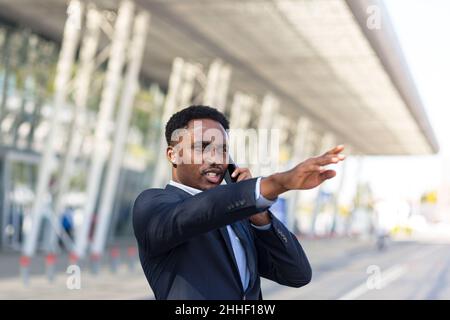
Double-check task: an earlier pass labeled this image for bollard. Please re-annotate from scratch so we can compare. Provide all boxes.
[90,253,101,275]
[19,255,31,287]
[110,246,120,273]
[127,246,137,272]
[69,251,78,265]
[68,251,81,276]
[45,253,57,282]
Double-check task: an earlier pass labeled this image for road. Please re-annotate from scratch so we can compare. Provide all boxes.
[262,239,450,300]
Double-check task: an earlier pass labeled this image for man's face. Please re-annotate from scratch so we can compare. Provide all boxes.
[167,118,229,191]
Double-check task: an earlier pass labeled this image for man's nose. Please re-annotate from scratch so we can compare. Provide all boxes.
[205,152,219,165]
[204,147,225,165]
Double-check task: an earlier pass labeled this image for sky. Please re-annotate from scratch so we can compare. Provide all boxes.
[384,0,450,152]
[354,0,450,201]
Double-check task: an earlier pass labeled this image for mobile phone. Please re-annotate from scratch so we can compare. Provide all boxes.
[224,160,238,184]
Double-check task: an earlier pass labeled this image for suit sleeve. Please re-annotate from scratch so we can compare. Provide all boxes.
[133,178,266,257]
[252,211,312,288]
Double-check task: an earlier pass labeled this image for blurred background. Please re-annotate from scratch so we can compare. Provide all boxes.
[0,0,449,299]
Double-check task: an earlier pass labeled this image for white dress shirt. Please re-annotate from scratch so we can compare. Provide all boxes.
[168,177,276,290]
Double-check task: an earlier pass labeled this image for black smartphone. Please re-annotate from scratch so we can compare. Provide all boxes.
[224,160,237,184]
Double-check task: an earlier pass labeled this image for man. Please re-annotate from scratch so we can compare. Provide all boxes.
[133,105,345,300]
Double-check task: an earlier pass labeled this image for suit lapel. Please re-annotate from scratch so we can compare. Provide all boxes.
[165,184,254,291]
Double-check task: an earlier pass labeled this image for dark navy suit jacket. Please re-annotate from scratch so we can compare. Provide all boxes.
[132,178,312,300]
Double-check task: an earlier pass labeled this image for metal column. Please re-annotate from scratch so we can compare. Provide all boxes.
[330,145,351,235]
[310,133,336,236]
[286,117,311,231]
[152,58,185,188]
[73,0,134,259]
[22,0,83,257]
[48,5,102,253]
[203,60,220,107]
[91,11,150,257]
[178,63,197,108]
[254,94,280,177]
[228,92,256,165]
[203,59,231,112]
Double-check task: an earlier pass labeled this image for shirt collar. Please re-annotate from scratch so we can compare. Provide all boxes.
[168,180,202,195]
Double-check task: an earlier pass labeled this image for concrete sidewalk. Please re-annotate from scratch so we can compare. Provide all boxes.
[0,236,375,300]
[0,265,152,300]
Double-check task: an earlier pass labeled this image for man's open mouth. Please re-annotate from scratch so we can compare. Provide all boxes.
[202,170,223,184]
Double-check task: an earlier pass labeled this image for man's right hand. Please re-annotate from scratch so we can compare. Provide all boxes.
[260,145,346,200]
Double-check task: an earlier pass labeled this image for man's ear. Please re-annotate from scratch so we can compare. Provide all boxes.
[167,146,177,167]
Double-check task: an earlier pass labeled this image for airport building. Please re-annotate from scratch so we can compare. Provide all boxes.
[0,0,438,258]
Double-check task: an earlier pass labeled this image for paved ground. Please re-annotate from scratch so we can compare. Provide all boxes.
[1,236,449,299]
[262,239,450,299]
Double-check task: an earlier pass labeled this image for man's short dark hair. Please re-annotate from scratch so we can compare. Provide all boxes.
[165,105,230,145]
